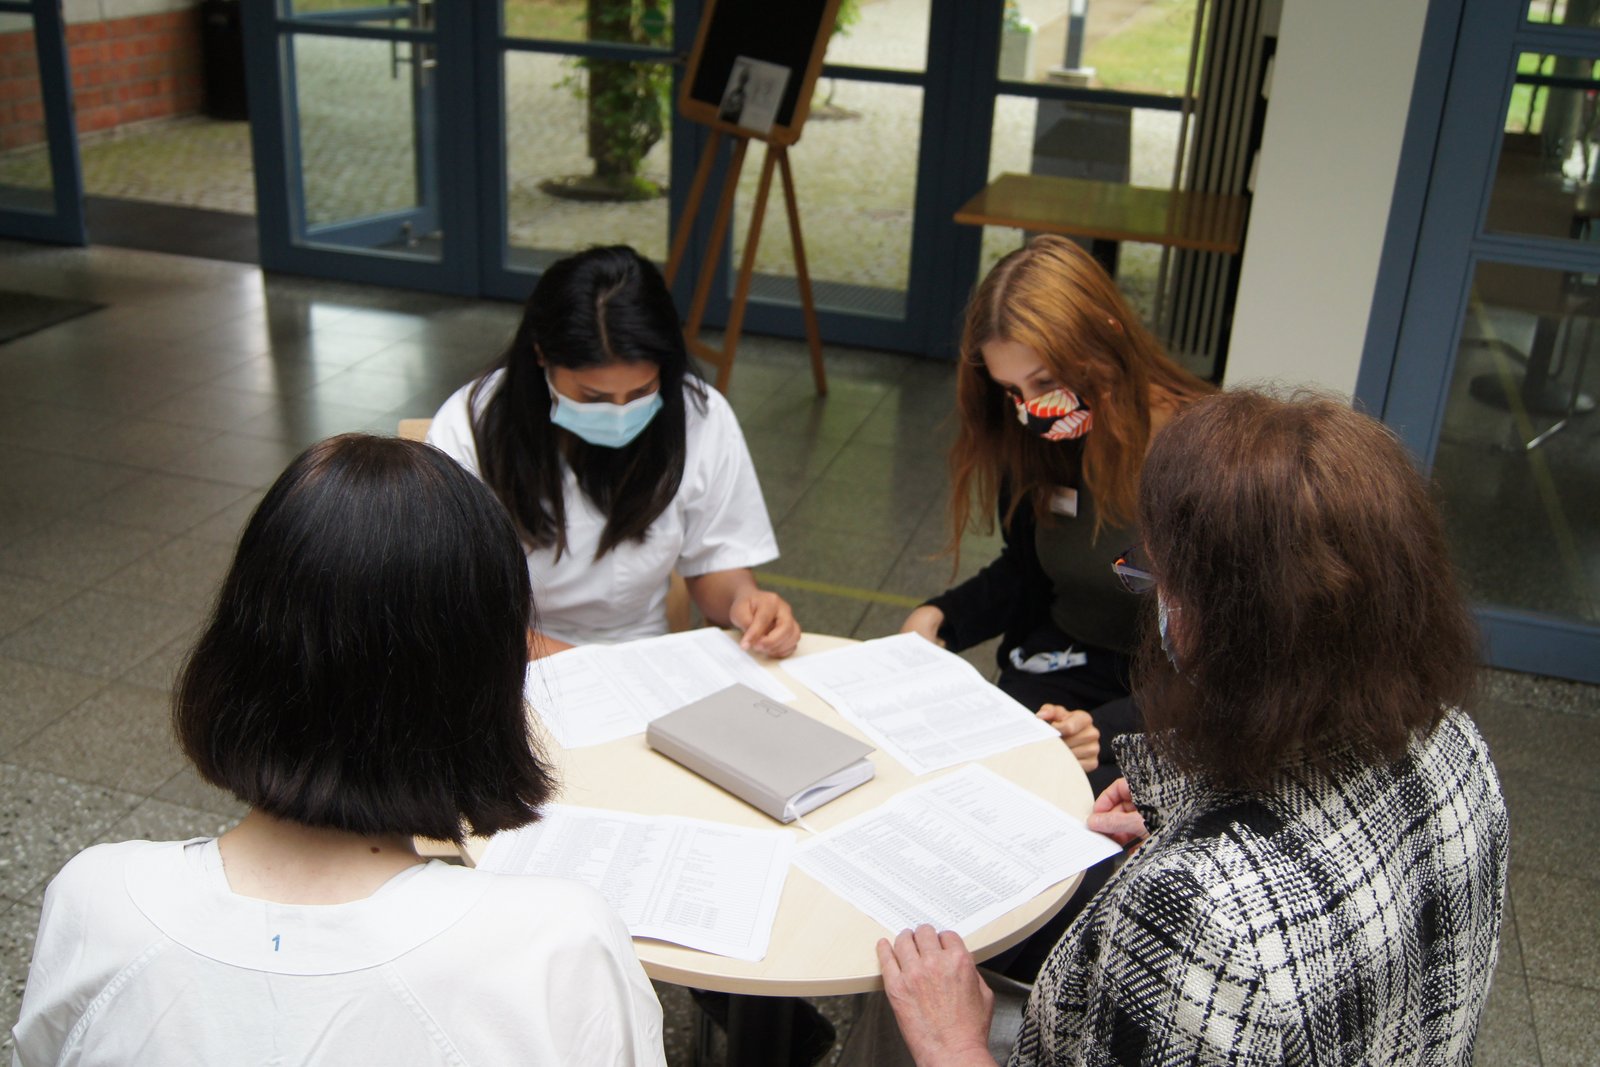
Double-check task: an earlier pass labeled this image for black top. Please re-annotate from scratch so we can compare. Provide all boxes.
[926,480,1139,659]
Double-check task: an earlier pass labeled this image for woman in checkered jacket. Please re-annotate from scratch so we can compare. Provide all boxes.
[876,391,1509,1066]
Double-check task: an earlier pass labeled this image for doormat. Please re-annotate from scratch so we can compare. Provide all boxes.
[0,291,103,345]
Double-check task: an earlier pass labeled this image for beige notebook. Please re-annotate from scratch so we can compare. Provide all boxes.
[646,684,875,823]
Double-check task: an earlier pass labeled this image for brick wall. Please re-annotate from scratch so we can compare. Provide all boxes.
[0,5,204,152]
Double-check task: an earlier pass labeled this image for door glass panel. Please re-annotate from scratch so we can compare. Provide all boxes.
[289,32,441,259]
[502,51,671,270]
[824,0,929,73]
[995,0,1201,95]
[1489,51,1600,243]
[1526,0,1600,26]
[0,13,56,214]
[502,0,668,46]
[1436,260,1599,624]
[982,95,1184,321]
[730,80,921,319]
[286,1,415,28]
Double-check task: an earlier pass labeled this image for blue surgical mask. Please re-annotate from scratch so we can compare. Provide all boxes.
[1157,591,1183,674]
[547,374,663,448]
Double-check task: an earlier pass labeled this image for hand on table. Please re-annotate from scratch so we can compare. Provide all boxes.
[877,925,998,1067]
[1086,776,1148,847]
[730,589,801,658]
[901,605,946,648]
[1035,705,1099,772]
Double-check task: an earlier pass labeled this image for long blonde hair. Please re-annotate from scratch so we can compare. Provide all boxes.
[948,235,1213,551]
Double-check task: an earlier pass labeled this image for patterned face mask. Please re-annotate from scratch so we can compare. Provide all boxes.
[1012,387,1093,441]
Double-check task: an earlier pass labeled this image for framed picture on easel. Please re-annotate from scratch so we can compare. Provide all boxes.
[667,0,843,395]
[678,0,842,146]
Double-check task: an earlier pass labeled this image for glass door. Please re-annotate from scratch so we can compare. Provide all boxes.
[242,0,477,292]
[1384,0,1600,682]
[0,0,84,244]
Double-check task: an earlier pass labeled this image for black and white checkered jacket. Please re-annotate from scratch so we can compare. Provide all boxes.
[1010,711,1508,1066]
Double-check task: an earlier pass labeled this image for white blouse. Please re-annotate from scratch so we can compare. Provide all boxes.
[427,374,778,645]
[12,839,666,1066]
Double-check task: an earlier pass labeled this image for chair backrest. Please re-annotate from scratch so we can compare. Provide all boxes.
[396,417,694,633]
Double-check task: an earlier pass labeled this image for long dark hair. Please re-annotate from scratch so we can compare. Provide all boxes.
[175,435,554,843]
[471,246,705,560]
[1134,391,1480,791]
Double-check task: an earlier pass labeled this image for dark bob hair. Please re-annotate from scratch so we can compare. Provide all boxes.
[174,434,554,843]
[1135,391,1480,791]
[470,245,706,561]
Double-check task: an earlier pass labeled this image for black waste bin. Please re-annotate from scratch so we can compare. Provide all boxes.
[200,0,248,121]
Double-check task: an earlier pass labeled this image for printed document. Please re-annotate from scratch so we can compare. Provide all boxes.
[478,804,794,961]
[794,764,1121,936]
[780,633,1058,774]
[525,627,796,748]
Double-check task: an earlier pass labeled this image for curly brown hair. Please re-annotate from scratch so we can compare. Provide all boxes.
[1135,391,1481,791]
[947,236,1213,554]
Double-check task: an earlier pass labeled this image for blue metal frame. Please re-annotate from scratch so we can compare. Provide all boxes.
[242,0,480,294]
[0,0,84,244]
[1359,0,1600,682]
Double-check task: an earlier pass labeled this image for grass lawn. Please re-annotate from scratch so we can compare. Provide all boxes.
[1091,0,1200,97]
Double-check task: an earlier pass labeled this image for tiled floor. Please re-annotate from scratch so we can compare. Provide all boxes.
[1,240,1596,1064]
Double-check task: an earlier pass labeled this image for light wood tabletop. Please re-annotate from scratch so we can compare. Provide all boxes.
[462,632,1094,996]
[955,172,1249,255]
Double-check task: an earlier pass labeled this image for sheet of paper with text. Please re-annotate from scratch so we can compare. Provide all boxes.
[524,627,795,748]
[794,764,1121,936]
[478,804,794,962]
[780,632,1058,774]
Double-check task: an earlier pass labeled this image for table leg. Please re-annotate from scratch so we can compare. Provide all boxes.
[1469,314,1598,417]
[1089,238,1119,278]
[724,994,798,1067]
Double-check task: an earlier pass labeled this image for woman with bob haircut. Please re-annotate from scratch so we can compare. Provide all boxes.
[427,244,800,658]
[903,235,1214,792]
[872,392,1509,1067]
[12,435,667,1066]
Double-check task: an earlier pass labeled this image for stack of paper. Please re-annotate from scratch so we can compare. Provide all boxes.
[478,805,793,962]
[525,628,795,748]
[781,633,1058,774]
[794,764,1121,936]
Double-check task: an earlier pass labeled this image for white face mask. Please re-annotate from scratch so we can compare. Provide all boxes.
[546,373,663,448]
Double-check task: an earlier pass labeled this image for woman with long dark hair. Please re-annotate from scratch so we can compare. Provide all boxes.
[428,245,799,657]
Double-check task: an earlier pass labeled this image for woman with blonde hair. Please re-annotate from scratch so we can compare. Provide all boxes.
[904,235,1213,793]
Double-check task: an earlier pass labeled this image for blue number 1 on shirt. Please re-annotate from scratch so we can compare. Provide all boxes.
[271,934,281,952]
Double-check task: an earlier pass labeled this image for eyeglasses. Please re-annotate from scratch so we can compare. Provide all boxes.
[1112,547,1156,595]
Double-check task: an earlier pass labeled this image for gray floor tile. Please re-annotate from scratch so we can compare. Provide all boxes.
[1499,772,1600,880]
[744,427,848,486]
[308,367,444,414]
[773,587,869,642]
[0,762,143,900]
[10,683,187,795]
[143,383,283,432]
[38,416,221,468]
[100,535,234,611]
[96,798,237,845]
[0,517,168,589]
[762,528,908,594]
[1528,978,1600,1067]
[204,356,350,399]
[1483,668,1600,722]
[1509,865,1600,992]
[782,475,939,543]
[1474,890,1539,1066]
[818,437,950,491]
[234,399,402,447]
[1,899,41,1048]
[121,633,194,693]
[183,490,265,547]
[73,472,251,536]
[0,401,117,454]
[151,766,249,820]
[41,369,194,417]
[1471,699,1600,797]
[0,591,201,680]
[0,658,105,759]
[0,448,143,516]
[753,390,885,446]
[0,576,76,641]
[154,433,304,489]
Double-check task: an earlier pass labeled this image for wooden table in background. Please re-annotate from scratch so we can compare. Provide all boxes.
[955,171,1249,273]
